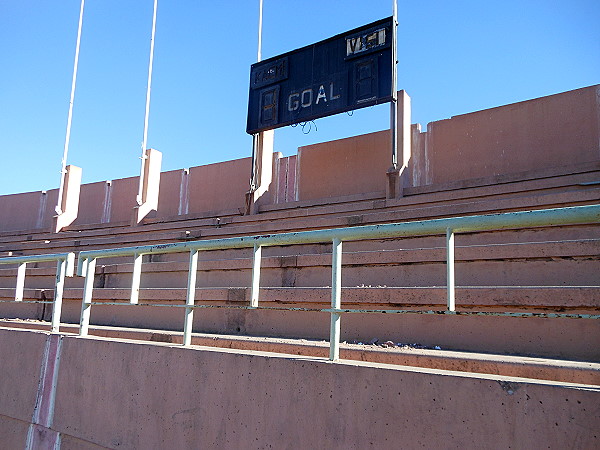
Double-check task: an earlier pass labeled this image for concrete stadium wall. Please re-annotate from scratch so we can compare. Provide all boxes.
[74,181,107,225]
[0,85,598,232]
[416,85,600,185]
[0,157,253,233]
[297,130,390,201]
[187,157,251,215]
[0,327,598,449]
[273,154,297,203]
[157,169,186,218]
[0,189,58,233]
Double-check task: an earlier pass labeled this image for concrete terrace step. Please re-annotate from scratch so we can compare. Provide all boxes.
[260,163,600,214]
[3,188,599,257]
[1,239,598,289]
[3,286,598,310]
[2,161,596,244]
[1,320,598,386]
[0,169,598,255]
[2,287,597,360]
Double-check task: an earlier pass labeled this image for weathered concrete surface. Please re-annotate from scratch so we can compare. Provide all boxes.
[0,328,598,449]
[1,283,598,360]
[106,176,138,224]
[188,157,251,215]
[298,130,391,201]
[423,85,600,185]
[3,320,600,385]
[53,335,600,449]
[274,155,297,203]
[0,328,47,423]
[74,181,109,225]
[157,168,187,218]
[0,414,29,449]
[0,86,597,232]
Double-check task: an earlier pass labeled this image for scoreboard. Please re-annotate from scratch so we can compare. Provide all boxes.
[247,17,394,135]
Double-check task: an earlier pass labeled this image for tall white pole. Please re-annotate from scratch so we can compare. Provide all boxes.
[56,0,85,215]
[137,0,158,205]
[390,0,398,169]
[257,0,263,62]
[250,0,264,190]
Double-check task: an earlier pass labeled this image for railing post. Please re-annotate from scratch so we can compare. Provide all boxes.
[15,262,26,302]
[51,257,68,333]
[130,252,143,304]
[80,257,96,336]
[329,238,342,361]
[446,228,455,311]
[250,243,262,308]
[183,249,198,346]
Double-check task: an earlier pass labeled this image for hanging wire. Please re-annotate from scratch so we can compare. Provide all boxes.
[56,0,85,215]
[291,121,318,134]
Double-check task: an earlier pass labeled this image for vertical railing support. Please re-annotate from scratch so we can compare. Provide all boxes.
[183,250,198,346]
[130,252,143,304]
[51,253,74,332]
[446,228,455,311]
[51,257,68,332]
[329,238,342,361]
[15,262,26,302]
[80,258,96,336]
[250,243,262,308]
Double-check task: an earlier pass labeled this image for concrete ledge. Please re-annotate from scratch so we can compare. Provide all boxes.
[1,168,597,254]
[0,414,30,449]
[5,187,599,255]
[1,291,598,360]
[0,325,597,448]
[404,160,600,196]
[2,286,599,310]
[2,321,599,386]
[0,328,595,448]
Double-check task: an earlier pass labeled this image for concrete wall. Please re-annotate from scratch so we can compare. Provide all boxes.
[74,181,108,225]
[0,157,253,233]
[0,189,58,233]
[297,130,390,201]
[0,327,598,449]
[1,85,598,232]
[274,155,297,203]
[415,85,600,185]
[157,169,187,218]
[295,85,599,196]
[188,157,251,215]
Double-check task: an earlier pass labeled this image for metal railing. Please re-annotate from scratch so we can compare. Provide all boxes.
[0,206,597,360]
[0,252,75,333]
[70,204,600,360]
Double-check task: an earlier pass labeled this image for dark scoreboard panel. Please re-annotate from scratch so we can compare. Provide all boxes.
[246,17,394,135]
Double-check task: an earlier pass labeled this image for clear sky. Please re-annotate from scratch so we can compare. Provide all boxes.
[0,0,598,196]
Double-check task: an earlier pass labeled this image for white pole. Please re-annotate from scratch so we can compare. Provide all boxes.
[250,243,262,307]
[329,238,342,361]
[56,0,85,215]
[446,228,456,311]
[257,0,263,62]
[250,0,263,191]
[390,0,398,169]
[183,249,199,346]
[250,0,264,191]
[137,0,158,205]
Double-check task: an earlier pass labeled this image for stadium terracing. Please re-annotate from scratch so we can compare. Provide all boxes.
[1,85,598,448]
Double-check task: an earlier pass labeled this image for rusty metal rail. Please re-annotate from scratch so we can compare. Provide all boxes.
[0,252,75,332]
[72,204,600,360]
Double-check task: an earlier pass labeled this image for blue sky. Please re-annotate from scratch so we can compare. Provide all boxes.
[0,0,598,196]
